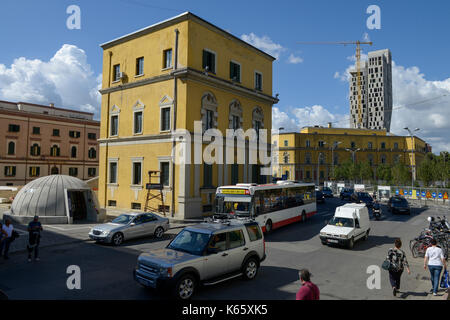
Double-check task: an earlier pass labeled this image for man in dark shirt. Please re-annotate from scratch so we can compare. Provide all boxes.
[296,269,320,300]
[27,216,43,262]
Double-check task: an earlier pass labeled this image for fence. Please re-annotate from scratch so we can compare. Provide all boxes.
[324,181,450,208]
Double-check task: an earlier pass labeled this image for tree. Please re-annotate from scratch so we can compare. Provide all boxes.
[391,162,410,186]
[359,161,373,183]
[417,153,435,187]
[377,164,392,183]
[333,160,353,181]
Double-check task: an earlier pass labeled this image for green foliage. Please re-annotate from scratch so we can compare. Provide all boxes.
[391,162,411,185]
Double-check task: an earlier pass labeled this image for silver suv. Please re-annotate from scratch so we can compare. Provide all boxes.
[133,219,266,299]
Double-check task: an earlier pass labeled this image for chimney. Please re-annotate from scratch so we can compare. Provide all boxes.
[49,103,54,108]
[328,122,332,128]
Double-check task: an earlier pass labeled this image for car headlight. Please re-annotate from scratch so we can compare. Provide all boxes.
[159,267,173,277]
[320,232,327,236]
[340,234,348,239]
[102,230,111,235]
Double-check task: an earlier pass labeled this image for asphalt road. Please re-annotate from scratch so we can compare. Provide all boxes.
[0,198,448,300]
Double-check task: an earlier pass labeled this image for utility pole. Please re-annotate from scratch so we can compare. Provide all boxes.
[346,147,360,184]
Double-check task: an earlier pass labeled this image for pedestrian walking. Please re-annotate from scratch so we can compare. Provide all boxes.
[424,238,447,296]
[0,219,14,259]
[27,216,43,262]
[386,239,411,297]
[296,269,320,300]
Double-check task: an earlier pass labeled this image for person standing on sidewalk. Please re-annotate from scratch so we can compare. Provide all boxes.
[0,219,14,260]
[387,239,411,297]
[296,269,320,300]
[27,216,43,262]
[424,238,447,296]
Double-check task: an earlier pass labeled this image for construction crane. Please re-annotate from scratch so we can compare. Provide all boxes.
[297,41,373,128]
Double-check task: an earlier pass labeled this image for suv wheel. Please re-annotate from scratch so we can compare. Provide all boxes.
[264,220,272,234]
[242,258,259,280]
[174,274,196,300]
[111,233,123,246]
[154,227,164,239]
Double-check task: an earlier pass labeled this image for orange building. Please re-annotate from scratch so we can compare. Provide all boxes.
[0,100,100,186]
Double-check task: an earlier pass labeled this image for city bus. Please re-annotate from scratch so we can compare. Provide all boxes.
[215,181,317,233]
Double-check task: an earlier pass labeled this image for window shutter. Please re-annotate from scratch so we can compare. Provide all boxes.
[230,62,233,79]
[202,50,207,69]
[12,167,16,176]
[38,146,41,155]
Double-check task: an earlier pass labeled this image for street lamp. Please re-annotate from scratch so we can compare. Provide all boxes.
[345,147,360,184]
[404,127,420,188]
[332,141,342,179]
[317,142,326,187]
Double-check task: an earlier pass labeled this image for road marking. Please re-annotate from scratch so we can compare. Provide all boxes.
[43,225,92,231]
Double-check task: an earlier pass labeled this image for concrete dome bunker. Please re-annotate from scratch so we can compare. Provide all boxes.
[7,175,106,224]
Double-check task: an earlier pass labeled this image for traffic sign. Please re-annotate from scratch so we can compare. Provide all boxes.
[438,193,443,199]
[432,192,437,198]
[409,190,412,196]
[421,191,426,197]
[395,189,399,195]
[426,191,432,198]
[444,192,449,200]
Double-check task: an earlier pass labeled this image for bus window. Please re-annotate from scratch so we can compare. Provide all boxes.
[285,189,297,208]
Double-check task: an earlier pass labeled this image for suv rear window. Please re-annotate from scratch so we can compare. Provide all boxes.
[245,224,262,241]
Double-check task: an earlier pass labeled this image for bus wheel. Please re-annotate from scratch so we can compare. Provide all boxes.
[265,220,272,234]
[301,211,307,223]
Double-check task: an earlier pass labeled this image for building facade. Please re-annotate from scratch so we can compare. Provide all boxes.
[0,100,100,186]
[350,49,393,131]
[273,125,428,185]
[98,12,277,219]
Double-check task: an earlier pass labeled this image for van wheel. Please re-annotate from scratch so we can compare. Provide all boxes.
[242,258,259,280]
[347,237,354,249]
[173,274,196,300]
[264,220,272,234]
[363,231,369,241]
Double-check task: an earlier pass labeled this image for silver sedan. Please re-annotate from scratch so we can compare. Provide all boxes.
[89,212,170,246]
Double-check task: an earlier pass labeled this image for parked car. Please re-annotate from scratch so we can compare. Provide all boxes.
[351,192,374,208]
[340,188,355,200]
[316,190,325,203]
[388,196,411,215]
[322,187,333,198]
[319,203,370,249]
[89,212,170,246]
[134,219,266,299]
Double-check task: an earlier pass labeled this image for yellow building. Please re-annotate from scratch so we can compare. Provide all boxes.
[273,125,430,184]
[98,12,278,219]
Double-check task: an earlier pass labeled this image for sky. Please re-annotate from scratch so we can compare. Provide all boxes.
[0,0,449,152]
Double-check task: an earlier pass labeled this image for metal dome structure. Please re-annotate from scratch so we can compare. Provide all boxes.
[7,175,105,224]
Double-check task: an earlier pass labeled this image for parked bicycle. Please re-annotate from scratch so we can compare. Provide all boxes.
[410,216,449,260]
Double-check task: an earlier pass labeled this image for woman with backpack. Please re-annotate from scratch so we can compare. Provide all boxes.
[386,238,411,296]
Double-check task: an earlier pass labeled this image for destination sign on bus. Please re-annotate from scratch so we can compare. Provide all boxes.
[219,189,250,195]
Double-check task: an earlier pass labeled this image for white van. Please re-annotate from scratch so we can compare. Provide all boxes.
[319,203,370,249]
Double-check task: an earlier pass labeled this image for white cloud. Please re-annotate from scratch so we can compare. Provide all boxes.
[287,54,303,64]
[335,59,450,153]
[241,33,286,59]
[272,105,347,132]
[0,44,101,117]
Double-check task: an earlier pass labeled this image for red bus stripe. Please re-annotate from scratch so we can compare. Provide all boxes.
[268,211,317,231]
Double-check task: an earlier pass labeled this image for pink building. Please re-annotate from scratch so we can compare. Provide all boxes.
[0,100,100,186]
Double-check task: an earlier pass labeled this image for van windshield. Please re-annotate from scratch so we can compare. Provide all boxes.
[328,217,354,228]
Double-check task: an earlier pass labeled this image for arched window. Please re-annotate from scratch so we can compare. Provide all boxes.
[252,106,264,138]
[368,154,374,166]
[305,152,311,164]
[228,100,243,130]
[71,146,77,158]
[30,143,40,156]
[51,145,60,157]
[283,152,289,164]
[319,153,325,165]
[201,92,218,132]
[7,141,15,155]
[88,147,97,159]
[51,167,59,175]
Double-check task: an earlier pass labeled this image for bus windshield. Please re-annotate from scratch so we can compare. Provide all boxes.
[216,198,251,217]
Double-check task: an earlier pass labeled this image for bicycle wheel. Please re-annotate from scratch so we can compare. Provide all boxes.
[411,241,421,258]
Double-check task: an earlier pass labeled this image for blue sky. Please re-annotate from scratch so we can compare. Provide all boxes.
[0,0,449,152]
